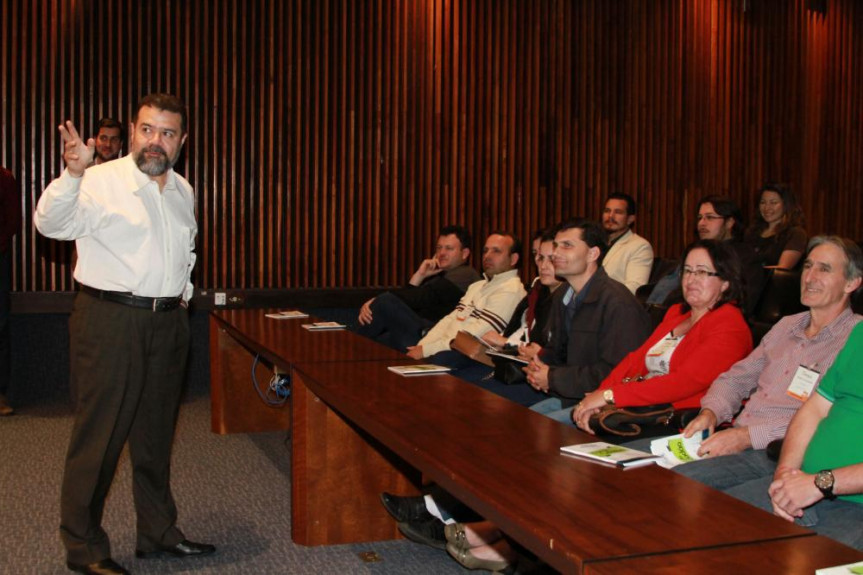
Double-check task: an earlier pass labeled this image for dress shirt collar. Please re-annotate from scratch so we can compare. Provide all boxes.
[482,268,520,284]
[794,306,857,342]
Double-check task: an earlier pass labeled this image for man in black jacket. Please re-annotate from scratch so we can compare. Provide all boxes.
[356,225,480,351]
[527,218,652,421]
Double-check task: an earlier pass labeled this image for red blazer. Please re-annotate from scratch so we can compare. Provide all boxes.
[601,303,753,409]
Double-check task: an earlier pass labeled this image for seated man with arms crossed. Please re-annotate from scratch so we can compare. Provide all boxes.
[676,236,862,492]
[356,225,480,351]
[729,321,863,551]
[406,231,526,362]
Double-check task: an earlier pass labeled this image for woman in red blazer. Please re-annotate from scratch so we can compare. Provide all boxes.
[573,239,753,431]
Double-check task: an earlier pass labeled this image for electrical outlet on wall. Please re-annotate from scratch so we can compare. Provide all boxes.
[214,292,227,306]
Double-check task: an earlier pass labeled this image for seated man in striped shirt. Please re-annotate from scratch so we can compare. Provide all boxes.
[406,232,526,363]
[675,236,862,491]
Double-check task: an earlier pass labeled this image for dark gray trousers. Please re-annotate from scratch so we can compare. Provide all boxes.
[60,292,189,563]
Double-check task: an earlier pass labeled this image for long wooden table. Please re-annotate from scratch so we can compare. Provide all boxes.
[210,308,863,573]
[291,360,827,573]
[582,535,863,574]
[209,309,404,433]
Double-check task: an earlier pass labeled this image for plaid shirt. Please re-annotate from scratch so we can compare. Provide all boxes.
[700,307,861,449]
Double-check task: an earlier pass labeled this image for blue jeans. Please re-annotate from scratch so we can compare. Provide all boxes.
[673,449,776,490]
[529,397,576,426]
[724,475,863,552]
[354,292,432,352]
[430,351,546,407]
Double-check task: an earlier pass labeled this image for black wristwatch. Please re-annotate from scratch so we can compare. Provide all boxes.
[814,469,836,500]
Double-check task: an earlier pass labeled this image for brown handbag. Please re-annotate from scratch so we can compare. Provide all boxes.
[451,330,495,367]
[588,404,700,439]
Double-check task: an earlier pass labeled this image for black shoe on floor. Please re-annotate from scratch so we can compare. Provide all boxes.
[135,539,216,559]
[380,492,433,523]
[398,518,447,550]
[66,558,129,574]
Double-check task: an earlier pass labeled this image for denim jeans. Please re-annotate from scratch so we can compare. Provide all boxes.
[529,397,576,426]
[673,448,777,490]
[354,292,432,352]
[724,475,863,552]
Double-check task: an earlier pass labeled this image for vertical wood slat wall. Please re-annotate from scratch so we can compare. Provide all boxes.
[2,0,861,293]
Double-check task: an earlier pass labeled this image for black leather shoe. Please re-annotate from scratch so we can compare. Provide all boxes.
[380,492,433,523]
[66,558,129,574]
[135,539,216,559]
[398,518,447,550]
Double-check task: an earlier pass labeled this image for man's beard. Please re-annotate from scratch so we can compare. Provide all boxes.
[96,149,117,163]
[134,145,175,176]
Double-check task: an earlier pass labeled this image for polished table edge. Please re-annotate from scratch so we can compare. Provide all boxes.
[290,360,815,574]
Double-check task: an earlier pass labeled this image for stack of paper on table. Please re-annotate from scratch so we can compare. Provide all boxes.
[301,321,346,331]
[387,364,452,376]
[265,310,310,319]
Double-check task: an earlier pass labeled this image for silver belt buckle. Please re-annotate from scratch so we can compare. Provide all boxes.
[152,298,158,312]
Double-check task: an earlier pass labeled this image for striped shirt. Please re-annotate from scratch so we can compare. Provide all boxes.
[418,269,526,357]
[701,307,861,449]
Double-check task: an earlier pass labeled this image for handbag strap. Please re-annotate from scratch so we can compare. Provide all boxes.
[596,405,676,437]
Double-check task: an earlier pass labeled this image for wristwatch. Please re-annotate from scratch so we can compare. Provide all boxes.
[603,389,615,405]
[814,469,836,500]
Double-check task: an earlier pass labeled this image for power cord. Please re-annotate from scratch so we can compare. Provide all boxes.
[251,354,291,406]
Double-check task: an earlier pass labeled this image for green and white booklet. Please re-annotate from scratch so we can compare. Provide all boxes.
[650,432,706,469]
[816,561,863,575]
[560,441,661,468]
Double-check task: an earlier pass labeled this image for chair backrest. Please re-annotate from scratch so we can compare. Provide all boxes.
[648,257,680,286]
[750,267,806,325]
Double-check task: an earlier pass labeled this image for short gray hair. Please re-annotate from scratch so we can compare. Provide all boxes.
[806,235,863,285]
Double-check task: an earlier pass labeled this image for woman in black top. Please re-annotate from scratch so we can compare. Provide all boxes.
[744,183,807,269]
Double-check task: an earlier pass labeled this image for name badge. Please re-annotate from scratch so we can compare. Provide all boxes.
[787,365,820,401]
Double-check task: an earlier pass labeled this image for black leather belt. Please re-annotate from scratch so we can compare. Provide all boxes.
[80,285,183,312]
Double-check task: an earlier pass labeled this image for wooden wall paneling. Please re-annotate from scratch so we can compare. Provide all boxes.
[5,0,863,297]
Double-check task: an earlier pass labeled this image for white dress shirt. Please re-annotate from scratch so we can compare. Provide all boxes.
[34,155,197,300]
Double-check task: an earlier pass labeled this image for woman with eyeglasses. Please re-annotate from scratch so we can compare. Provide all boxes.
[571,239,753,434]
[744,183,807,269]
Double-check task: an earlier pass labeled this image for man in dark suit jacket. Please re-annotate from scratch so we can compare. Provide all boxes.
[355,225,480,351]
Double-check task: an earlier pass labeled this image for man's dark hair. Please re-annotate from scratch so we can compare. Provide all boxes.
[697,195,745,241]
[606,192,637,216]
[555,218,609,259]
[679,239,745,312]
[539,228,556,243]
[439,225,472,252]
[489,230,522,259]
[133,93,188,134]
[96,117,123,139]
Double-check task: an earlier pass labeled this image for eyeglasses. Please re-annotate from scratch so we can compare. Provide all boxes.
[682,267,720,279]
[696,214,725,222]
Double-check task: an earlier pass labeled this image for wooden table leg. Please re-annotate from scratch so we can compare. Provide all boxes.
[291,370,421,545]
[209,314,292,434]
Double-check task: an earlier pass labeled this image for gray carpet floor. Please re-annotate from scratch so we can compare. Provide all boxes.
[0,389,470,574]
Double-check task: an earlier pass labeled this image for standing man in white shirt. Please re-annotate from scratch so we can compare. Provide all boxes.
[600,193,654,293]
[35,94,214,575]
